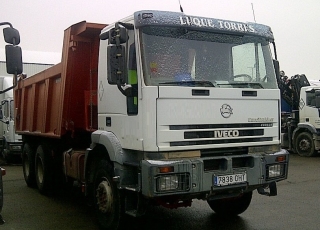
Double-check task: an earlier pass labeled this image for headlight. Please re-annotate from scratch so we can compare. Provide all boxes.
[156,173,190,193]
[157,175,179,191]
[267,164,285,179]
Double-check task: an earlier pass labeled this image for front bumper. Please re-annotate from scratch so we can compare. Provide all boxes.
[141,149,289,198]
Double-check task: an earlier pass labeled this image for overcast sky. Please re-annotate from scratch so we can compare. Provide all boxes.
[1,0,320,79]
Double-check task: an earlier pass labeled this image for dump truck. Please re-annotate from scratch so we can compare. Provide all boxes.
[14,11,289,229]
[0,21,23,225]
[279,73,320,156]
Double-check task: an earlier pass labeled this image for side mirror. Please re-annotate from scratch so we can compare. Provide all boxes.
[273,59,280,83]
[3,27,20,45]
[109,27,128,45]
[107,45,126,85]
[100,22,133,41]
[5,45,23,75]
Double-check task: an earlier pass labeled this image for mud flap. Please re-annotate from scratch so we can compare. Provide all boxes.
[314,134,320,151]
[257,182,277,196]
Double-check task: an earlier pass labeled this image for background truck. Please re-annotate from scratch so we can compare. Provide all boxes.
[0,21,23,225]
[0,76,22,162]
[15,11,289,230]
[279,73,320,156]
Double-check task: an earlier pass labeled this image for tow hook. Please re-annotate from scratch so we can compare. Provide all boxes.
[257,182,277,196]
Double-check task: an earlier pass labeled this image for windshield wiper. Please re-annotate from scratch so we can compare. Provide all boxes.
[159,80,215,87]
[216,82,264,89]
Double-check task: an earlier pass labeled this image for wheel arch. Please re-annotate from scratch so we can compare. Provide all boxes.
[292,123,317,141]
[85,130,123,186]
[90,130,123,164]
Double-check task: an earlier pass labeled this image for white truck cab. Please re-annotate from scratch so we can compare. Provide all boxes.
[0,76,22,162]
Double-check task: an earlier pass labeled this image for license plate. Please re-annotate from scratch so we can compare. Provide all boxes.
[214,173,247,186]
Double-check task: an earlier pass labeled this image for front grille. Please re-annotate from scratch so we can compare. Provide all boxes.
[184,129,264,139]
[170,123,273,130]
[201,147,248,157]
[170,137,272,147]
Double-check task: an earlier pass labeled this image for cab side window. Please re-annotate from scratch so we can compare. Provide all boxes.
[127,30,138,115]
[306,91,315,107]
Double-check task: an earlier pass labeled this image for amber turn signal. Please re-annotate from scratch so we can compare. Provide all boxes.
[159,166,174,173]
[276,156,286,162]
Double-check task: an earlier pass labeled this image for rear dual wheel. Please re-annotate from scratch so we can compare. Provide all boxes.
[35,144,53,194]
[22,143,54,193]
[22,143,36,187]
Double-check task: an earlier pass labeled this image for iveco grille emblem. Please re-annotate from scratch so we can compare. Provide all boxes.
[220,104,233,118]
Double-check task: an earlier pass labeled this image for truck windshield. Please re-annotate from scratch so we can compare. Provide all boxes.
[140,26,278,89]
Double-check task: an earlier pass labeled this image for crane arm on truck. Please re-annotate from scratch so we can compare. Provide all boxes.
[279,73,310,110]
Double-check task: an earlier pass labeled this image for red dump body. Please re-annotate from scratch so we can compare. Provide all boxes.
[14,21,106,138]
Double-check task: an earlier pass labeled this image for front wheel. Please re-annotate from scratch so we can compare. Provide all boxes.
[295,132,317,157]
[207,191,252,216]
[93,160,124,230]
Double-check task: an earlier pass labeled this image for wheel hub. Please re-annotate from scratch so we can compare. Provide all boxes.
[299,139,310,151]
[36,158,44,184]
[96,179,113,213]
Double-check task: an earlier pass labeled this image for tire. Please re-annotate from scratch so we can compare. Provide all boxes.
[93,160,124,230]
[22,143,37,187]
[35,144,53,194]
[207,191,252,216]
[2,140,10,164]
[295,132,317,157]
